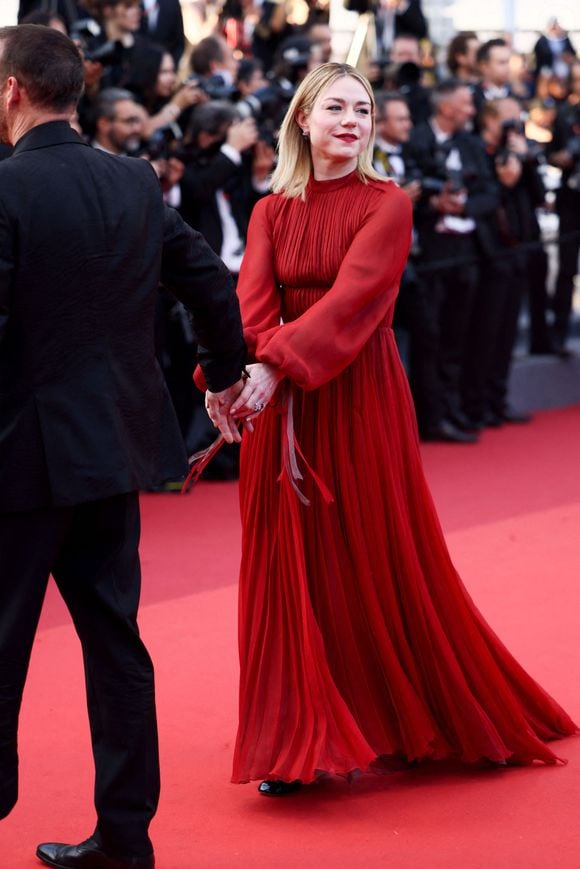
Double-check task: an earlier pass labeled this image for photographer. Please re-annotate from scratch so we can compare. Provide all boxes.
[447,31,480,84]
[125,43,207,137]
[91,86,145,154]
[72,0,157,93]
[18,0,83,29]
[382,34,431,124]
[408,79,498,442]
[179,102,273,274]
[462,98,545,429]
[374,92,438,435]
[472,39,514,118]
[547,60,580,356]
[190,34,239,96]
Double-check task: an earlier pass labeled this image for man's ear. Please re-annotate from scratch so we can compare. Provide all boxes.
[4,76,22,110]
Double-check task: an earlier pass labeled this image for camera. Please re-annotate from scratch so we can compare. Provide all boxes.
[187,74,238,102]
[235,77,295,146]
[70,18,125,67]
[141,123,184,162]
[411,145,464,196]
[495,118,525,166]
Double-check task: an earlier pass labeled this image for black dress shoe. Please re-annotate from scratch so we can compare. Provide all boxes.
[421,420,479,444]
[500,407,532,424]
[36,836,154,869]
[448,410,481,433]
[258,779,302,796]
[482,411,503,428]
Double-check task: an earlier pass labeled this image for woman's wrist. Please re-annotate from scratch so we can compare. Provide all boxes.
[164,101,181,121]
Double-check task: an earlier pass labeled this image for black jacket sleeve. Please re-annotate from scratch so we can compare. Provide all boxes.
[180,153,240,205]
[160,204,246,392]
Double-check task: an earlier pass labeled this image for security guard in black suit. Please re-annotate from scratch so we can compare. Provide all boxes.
[407,80,498,442]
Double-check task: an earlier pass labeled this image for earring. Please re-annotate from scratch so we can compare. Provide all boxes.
[302,129,309,139]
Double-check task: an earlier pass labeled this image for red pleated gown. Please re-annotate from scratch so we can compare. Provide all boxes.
[231,170,577,784]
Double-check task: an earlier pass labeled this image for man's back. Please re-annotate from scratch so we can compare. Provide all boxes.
[0,121,238,510]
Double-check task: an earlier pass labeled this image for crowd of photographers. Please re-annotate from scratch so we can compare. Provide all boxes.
[11,1,580,459]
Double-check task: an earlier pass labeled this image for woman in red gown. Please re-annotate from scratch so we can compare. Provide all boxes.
[225,63,577,793]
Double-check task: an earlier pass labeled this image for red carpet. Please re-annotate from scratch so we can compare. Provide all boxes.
[2,407,580,868]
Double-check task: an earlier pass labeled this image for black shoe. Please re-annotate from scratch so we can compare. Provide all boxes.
[448,410,481,433]
[421,420,479,444]
[482,411,504,428]
[36,836,154,869]
[500,407,532,424]
[529,342,557,355]
[551,333,573,359]
[258,779,302,796]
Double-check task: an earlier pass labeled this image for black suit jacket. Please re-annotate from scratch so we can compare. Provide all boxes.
[18,0,84,27]
[0,122,245,512]
[179,152,261,262]
[140,0,185,65]
[533,34,576,75]
[407,121,499,253]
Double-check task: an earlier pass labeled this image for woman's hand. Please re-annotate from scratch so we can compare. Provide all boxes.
[230,363,283,431]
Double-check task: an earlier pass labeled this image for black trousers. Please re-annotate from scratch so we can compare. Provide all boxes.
[0,492,158,858]
[553,188,580,342]
[462,251,525,422]
[416,232,479,430]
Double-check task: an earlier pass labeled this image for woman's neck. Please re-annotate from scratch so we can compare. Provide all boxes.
[311,155,358,182]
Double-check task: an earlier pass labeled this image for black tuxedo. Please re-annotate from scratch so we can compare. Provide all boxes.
[407,122,498,430]
[0,122,245,856]
[140,0,185,65]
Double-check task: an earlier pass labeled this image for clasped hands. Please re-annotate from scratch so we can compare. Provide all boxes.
[205,362,283,444]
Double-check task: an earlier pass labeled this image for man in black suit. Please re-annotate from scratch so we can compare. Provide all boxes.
[0,24,245,869]
[18,0,84,29]
[140,0,185,66]
[471,39,514,119]
[408,79,499,442]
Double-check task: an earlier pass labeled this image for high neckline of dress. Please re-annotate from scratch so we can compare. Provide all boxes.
[307,169,359,193]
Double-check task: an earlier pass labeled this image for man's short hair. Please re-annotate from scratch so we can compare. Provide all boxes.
[191,36,226,77]
[82,0,139,20]
[447,31,478,74]
[430,78,469,111]
[188,100,239,143]
[477,98,501,129]
[374,90,409,120]
[0,24,84,112]
[476,38,508,66]
[93,88,137,122]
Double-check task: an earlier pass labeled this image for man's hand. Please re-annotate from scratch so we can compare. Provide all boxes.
[432,187,467,215]
[205,378,246,443]
[402,179,421,204]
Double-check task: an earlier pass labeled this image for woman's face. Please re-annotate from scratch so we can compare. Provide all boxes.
[156,54,176,98]
[298,76,373,172]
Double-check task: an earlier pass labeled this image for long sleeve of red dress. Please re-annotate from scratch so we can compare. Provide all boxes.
[238,180,412,390]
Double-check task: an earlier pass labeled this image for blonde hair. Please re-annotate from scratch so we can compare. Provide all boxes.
[271,63,386,200]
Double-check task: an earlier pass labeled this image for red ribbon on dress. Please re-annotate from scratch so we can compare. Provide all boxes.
[182,389,334,506]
